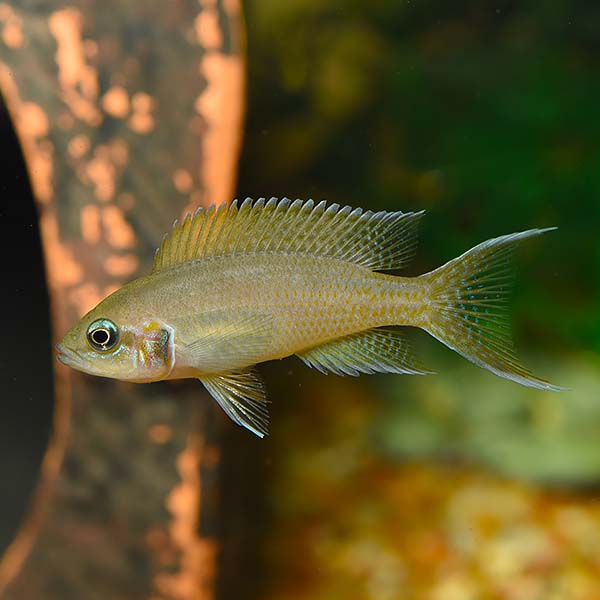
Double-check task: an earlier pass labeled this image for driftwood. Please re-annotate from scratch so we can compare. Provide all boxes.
[0,1,244,598]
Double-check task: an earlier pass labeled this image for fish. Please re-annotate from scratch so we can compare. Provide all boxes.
[56,198,562,437]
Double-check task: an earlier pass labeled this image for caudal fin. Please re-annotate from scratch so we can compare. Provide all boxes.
[421,228,563,391]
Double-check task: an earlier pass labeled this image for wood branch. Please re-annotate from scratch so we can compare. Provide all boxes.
[0,1,244,598]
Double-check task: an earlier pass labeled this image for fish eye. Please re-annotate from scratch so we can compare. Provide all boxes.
[87,319,119,352]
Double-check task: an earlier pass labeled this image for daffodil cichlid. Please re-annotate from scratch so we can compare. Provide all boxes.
[56,198,562,437]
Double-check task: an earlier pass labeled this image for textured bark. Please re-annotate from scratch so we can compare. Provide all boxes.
[0,1,244,598]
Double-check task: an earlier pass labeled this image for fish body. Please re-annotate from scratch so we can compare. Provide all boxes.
[102,255,425,370]
[57,198,561,437]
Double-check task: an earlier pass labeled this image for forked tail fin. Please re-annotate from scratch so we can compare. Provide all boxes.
[421,228,563,391]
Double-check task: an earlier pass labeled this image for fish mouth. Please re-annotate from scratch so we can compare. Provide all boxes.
[56,343,81,368]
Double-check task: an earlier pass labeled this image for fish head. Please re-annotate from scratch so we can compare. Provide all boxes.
[56,292,175,382]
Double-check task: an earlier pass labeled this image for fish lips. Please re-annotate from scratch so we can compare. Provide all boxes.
[56,342,83,368]
[55,342,128,379]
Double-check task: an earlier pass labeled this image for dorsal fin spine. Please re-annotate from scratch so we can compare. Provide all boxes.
[282,199,315,252]
[271,198,301,253]
[252,198,279,253]
[306,203,340,255]
[256,199,277,253]
[322,205,361,257]
[241,198,265,254]
[162,221,176,269]
[188,210,204,260]
[202,203,226,259]
[217,201,232,251]
[341,212,371,262]
[174,215,186,265]
[176,214,192,265]
[193,204,215,259]
[231,199,248,254]
[214,203,230,253]
[275,200,304,252]
[204,205,222,257]
[264,198,290,253]
[333,207,365,260]
[271,198,295,251]
[300,201,330,255]
[162,230,171,269]
[185,208,204,262]
[313,204,349,255]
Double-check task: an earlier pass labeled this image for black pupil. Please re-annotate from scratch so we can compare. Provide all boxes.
[92,329,110,345]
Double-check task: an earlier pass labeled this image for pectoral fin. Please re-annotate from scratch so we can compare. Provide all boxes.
[177,310,273,373]
[200,369,270,438]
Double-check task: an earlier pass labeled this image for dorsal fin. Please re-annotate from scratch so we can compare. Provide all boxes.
[152,198,424,273]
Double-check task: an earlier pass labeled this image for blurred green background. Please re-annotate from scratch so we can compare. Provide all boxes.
[228,1,600,598]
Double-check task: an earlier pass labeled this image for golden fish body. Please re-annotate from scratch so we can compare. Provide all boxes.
[57,198,561,437]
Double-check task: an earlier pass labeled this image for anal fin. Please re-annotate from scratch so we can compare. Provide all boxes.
[298,329,433,377]
[200,369,269,437]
